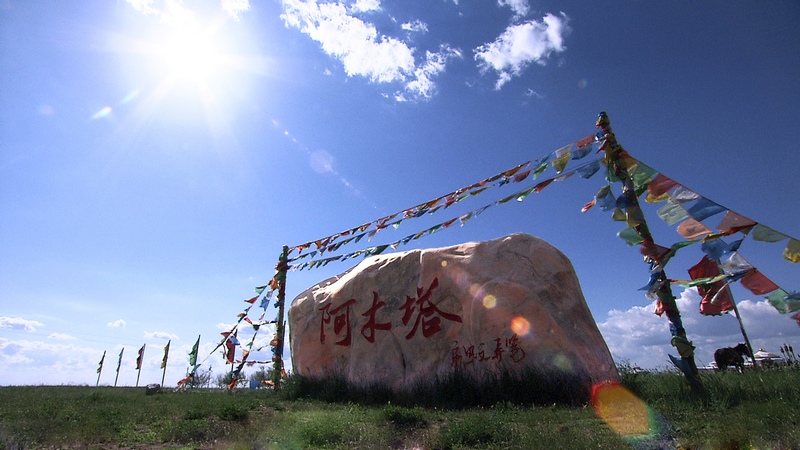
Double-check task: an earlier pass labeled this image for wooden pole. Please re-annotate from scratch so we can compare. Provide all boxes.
[730,300,757,367]
[114,348,124,387]
[161,340,170,387]
[136,344,145,387]
[272,246,289,391]
[597,112,704,395]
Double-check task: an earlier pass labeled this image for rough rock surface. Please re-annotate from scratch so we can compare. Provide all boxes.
[288,233,618,391]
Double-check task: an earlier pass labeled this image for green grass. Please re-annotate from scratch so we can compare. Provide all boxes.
[1,367,799,449]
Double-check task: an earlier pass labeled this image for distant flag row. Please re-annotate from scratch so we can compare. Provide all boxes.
[95,342,172,386]
[289,155,606,270]
[286,133,598,263]
[187,275,286,390]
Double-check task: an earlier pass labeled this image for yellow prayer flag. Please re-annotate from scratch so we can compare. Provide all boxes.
[784,239,800,263]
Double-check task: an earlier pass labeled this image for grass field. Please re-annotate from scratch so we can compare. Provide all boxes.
[1,367,799,449]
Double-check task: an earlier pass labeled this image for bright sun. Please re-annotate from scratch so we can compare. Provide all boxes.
[155,20,228,86]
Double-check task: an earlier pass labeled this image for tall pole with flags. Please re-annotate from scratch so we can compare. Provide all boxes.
[135,344,146,387]
[114,348,124,387]
[96,351,106,387]
[160,340,170,386]
[272,246,289,391]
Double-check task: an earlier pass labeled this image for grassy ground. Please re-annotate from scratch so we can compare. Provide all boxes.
[1,367,798,449]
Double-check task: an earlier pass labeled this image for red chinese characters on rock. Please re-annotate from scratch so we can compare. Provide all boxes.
[360,291,392,343]
[450,334,527,369]
[319,299,356,346]
[318,277,462,346]
[399,278,463,340]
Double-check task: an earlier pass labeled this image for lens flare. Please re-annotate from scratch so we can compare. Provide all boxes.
[591,382,651,436]
[510,316,530,335]
[482,294,497,309]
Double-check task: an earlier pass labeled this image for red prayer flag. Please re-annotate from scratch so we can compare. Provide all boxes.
[688,256,734,315]
[647,173,678,197]
[791,311,800,328]
[575,134,594,149]
[740,269,780,295]
[533,179,554,193]
[225,339,235,363]
[716,211,757,235]
[244,296,258,304]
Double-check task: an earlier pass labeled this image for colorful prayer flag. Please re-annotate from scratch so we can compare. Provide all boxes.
[161,340,170,369]
[687,198,727,222]
[688,256,734,315]
[751,224,789,243]
[135,344,145,370]
[647,173,678,197]
[677,218,713,240]
[97,351,105,374]
[766,289,800,314]
[740,269,779,296]
[657,201,689,226]
[784,239,800,263]
[716,211,756,235]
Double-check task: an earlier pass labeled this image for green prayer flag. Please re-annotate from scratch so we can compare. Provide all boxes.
[766,289,800,314]
[657,201,689,226]
[618,227,644,246]
[628,163,658,189]
[189,335,200,367]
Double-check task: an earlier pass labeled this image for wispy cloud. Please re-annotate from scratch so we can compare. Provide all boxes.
[0,316,43,332]
[280,0,460,101]
[401,20,428,34]
[107,319,127,328]
[125,0,249,20]
[47,333,77,340]
[599,288,800,369]
[220,0,250,20]
[144,331,178,341]
[498,0,529,18]
[474,12,569,89]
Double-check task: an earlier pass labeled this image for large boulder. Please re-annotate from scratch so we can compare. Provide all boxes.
[288,233,618,392]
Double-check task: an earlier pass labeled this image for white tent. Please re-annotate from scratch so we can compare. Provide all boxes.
[753,349,783,365]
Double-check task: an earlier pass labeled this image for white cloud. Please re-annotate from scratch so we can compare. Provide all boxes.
[598,288,800,370]
[350,0,381,13]
[401,20,428,34]
[125,0,248,20]
[0,338,97,371]
[400,45,462,101]
[474,12,570,89]
[0,316,43,332]
[107,319,127,328]
[220,0,250,19]
[144,331,179,341]
[280,0,459,100]
[47,333,77,340]
[498,0,529,18]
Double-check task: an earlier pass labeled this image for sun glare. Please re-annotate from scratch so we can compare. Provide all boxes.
[156,22,226,85]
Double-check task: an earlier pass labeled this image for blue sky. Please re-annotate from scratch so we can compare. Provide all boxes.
[1,0,799,386]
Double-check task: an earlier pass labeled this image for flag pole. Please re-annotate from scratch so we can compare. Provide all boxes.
[597,112,704,395]
[161,340,170,387]
[96,350,106,387]
[114,348,124,387]
[136,344,146,387]
[730,298,756,367]
[272,246,289,391]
